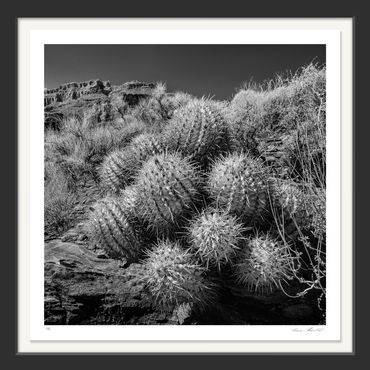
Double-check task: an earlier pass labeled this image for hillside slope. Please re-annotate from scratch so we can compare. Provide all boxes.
[44,64,326,325]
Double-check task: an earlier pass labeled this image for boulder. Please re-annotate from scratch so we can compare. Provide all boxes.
[44,240,178,325]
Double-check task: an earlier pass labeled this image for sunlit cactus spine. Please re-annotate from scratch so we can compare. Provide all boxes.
[163,98,227,166]
[233,233,295,293]
[207,153,269,225]
[188,209,244,271]
[86,196,143,262]
[141,240,215,310]
[136,152,201,236]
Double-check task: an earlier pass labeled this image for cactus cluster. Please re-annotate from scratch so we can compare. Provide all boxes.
[233,234,295,293]
[86,196,143,261]
[207,153,269,225]
[78,88,324,313]
[141,240,215,310]
[188,209,244,271]
[163,98,226,166]
[136,152,201,236]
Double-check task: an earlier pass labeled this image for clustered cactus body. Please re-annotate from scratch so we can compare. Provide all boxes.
[100,133,166,194]
[99,148,137,193]
[141,240,215,310]
[188,209,244,271]
[136,152,201,236]
[129,133,166,163]
[163,98,226,166]
[234,234,294,293]
[86,197,143,261]
[207,153,269,225]
[226,89,263,154]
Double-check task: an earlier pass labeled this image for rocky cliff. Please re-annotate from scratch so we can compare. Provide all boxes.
[44,79,156,129]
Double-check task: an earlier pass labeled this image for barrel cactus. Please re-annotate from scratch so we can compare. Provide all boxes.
[207,153,269,225]
[136,152,201,236]
[225,89,264,154]
[99,148,137,194]
[118,185,139,215]
[233,234,295,293]
[163,98,227,166]
[188,209,244,271]
[141,240,215,310]
[86,196,143,262]
[129,132,166,162]
[100,133,165,194]
[267,178,311,239]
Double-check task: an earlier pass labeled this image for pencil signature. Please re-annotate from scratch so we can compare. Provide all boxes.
[292,327,324,332]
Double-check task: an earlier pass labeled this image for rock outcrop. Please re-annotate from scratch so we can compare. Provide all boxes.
[44,79,112,106]
[110,81,155,107]
[44,80,156,130]
[44,240,180,325]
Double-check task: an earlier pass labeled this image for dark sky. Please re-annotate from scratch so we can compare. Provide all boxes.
[45,45,325,100]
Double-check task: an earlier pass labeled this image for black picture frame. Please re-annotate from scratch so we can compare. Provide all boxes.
[3,0,365,367]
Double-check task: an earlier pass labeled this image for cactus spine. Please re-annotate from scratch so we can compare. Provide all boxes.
[188,209,244,271]
[86,197,142,262]
[136,152,201,236]
[163,98,226,166]
[142,240,215,310]
[207,153,268,224]
[234,234,294,293]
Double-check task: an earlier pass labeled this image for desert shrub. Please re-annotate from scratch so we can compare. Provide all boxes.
[44,194,77,238]
[44,164,78,238]
[141,240,215,311]
[188,209,244,271]
[47,116,145,191]
[130,83,195,130]
[259,64,326,183]
[268,178,312,240]
[267,178,326,299]
[130,97,166,127]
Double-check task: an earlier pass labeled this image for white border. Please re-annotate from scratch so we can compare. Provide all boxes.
[18,18,353,353]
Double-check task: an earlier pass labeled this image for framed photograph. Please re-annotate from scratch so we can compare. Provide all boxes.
[17,17,354,354]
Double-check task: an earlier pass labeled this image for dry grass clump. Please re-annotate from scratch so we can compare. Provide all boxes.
[44,163,78,238]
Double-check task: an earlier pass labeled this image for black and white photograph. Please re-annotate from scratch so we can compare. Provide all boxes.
[43,44,326,326]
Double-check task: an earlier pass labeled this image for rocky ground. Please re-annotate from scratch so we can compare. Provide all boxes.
[45,238,323,325]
